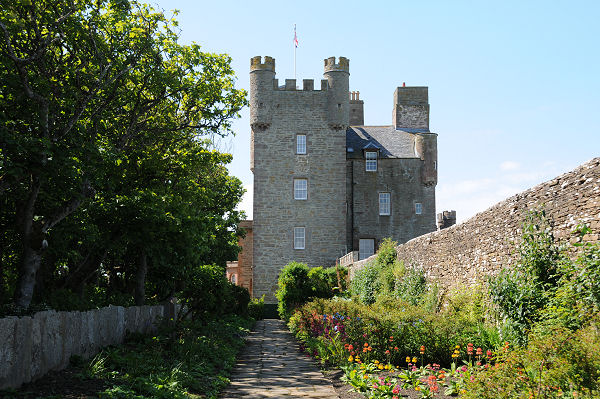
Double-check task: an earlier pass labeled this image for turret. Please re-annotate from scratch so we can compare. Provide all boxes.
[249,56,275,172]
[250,56,275,130]
[323,57,350,130]
[415,132,437,186]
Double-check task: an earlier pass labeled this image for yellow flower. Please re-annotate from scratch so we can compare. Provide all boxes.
[405,356,411,363]
[348,356,354,362]
[374,360,379,364]
[363,374,369,379]
[385,364,390,370]
[378,364,384,370]
[412,356,417,363]
[415,386,421,391]
[455,345,460,349]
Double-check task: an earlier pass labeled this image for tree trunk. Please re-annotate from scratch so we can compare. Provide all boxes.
[14,177,43,309]
[14,245,43,308]
[134,250,147,306]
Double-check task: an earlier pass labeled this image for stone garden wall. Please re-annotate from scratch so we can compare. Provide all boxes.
[0,302,179,389]
[350,158,600,290]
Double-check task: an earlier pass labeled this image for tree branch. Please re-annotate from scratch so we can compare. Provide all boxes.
[42,179,95,234]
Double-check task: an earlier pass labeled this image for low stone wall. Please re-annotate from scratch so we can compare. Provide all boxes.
[350,158,600,289]
[0,303,178,389]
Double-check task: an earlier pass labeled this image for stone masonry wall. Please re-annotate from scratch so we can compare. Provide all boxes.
[347,158,436,251]
[252,87,347,303]
[0,303,178,389]
[350,158,600,288]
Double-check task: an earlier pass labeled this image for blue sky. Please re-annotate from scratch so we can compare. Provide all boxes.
[152,0,599,222]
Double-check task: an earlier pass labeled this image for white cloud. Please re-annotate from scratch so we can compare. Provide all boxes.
[236,183,253,220]
[500,161,520,171]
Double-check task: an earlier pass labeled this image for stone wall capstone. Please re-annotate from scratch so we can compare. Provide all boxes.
[350,158,600,289]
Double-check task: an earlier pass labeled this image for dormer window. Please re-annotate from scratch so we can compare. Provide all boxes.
[365,151,377,171]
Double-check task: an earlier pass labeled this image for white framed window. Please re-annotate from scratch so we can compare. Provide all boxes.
[365,151,377,171]
[294,178,307,200]
[294,227,305,249]
[379,192,391,215]
[415,202,423,215]
[359,239,375,260]
[231,274,237,284]
[296,134,306,154]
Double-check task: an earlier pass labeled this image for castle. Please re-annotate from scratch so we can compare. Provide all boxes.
[226,56,439,303]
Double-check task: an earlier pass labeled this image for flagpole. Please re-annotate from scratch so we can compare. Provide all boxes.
[294,24,297,81]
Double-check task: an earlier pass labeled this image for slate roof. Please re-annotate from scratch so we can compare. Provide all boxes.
[346,126,420,159]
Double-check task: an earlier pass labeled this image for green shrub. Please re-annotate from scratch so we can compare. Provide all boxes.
[177,264,232,321]
[228,284,250,317]
[248,295,265,320]
[276,262,312,320]
[276,262,344,320]
[463,321,600,398]
[395,264,427,305]
[350,262,381,305]
[291,296,501,368]
[488,210,564,344]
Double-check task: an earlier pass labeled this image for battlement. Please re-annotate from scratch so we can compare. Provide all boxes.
[250,56,275,72]
[324,56,349,73]
[272,78,329,91]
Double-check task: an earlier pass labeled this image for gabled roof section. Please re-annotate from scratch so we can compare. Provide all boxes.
[346,126,419,159]
[362,142,380,151]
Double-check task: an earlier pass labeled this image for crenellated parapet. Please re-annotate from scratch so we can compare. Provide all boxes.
[250,56,275,72]
[323,56,350,130]
[324,56,350,74]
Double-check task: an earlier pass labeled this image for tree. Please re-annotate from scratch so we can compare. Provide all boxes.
[0,0,247,308]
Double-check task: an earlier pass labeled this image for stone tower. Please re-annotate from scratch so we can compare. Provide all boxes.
[250,56,348,303]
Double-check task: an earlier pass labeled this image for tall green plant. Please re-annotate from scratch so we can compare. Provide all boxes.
[488,210,564,344]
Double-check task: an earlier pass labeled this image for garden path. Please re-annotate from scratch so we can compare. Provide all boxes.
[219,319,340,398]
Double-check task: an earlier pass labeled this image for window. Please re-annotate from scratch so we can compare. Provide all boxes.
[296,134,306,154]
[230,274,237,284]
[415,203,423,215]
[359,239,375,260]
[294,178,307,200]
[365,151,377,171]
[379,192,391,215]
[294,227,305,249]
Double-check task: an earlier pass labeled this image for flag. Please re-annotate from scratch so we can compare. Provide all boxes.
[294,25,298,48]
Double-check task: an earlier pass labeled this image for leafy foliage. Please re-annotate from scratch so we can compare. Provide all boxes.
[350,238,431,306]
[275,262,345,320]
[0,0,247,309]
[177,264,251,322]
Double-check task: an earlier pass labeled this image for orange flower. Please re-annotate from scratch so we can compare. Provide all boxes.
[420,345,425,354]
